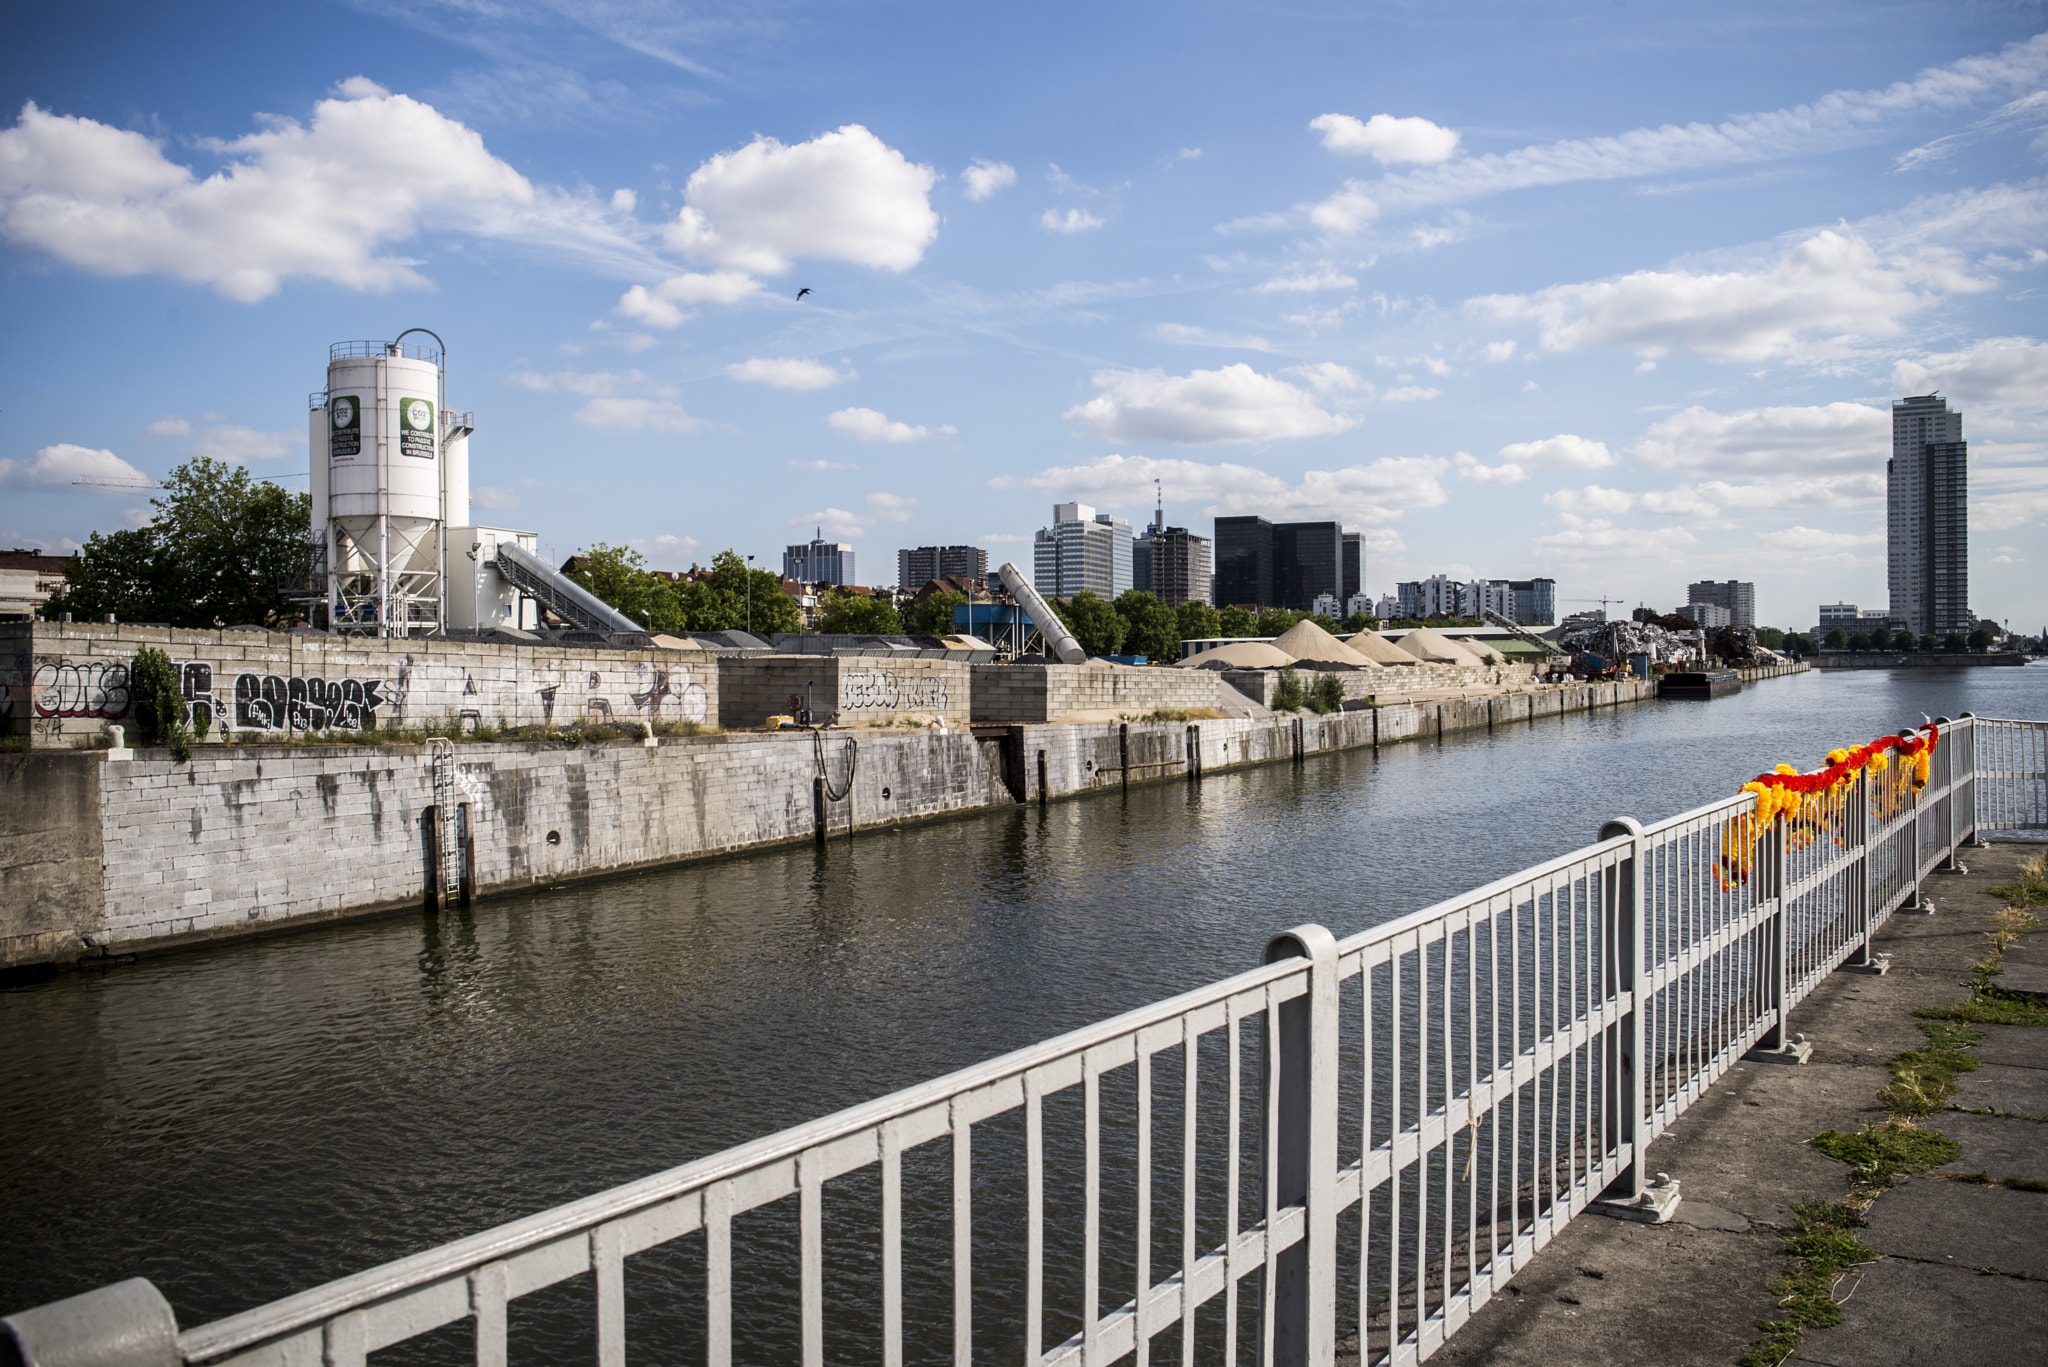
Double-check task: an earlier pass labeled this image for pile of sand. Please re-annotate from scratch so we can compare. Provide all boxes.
[1270,619,1380,669]
[1175,640,1295,669]
[1345,629,1419,665]
[1394,626,1488,665]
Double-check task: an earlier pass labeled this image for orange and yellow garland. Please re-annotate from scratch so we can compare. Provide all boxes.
[1715,724,1938,887]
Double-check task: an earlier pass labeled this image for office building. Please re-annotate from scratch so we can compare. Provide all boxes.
[897,544,987,590]
[1137,525,1212,607]
[1033,503,1132,599]
[1817,602,1861,635]
[1888,393,1970,638]
[785,530,855,586]
[1685,602,1732,630]
[1686,580,1755,629]
[1341,532,1366,606]
[1506,578,1556,625]
[1212,515,1346,610]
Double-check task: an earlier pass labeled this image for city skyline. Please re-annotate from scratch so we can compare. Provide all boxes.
[0,3,2042,628]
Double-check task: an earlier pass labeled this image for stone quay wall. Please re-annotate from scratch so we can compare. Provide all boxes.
[969,663,1224,723]
[2,623,717,747]
[716,657,971,730]
[1218,662,1533,708]
[1,678,1654,969]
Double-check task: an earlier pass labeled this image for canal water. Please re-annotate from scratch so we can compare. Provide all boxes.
[3,665,2044,1351]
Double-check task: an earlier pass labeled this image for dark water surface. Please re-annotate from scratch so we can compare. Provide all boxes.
[4,665,2045,1332]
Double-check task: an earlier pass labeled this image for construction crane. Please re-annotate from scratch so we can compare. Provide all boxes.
[1561,596,1627,615]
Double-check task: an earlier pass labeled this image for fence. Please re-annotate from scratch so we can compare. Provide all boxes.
[6,715,2045,1367]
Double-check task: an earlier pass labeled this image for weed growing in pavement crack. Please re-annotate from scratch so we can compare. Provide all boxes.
[1809,1120,1962,1186]
[1739,1201,1878,1367]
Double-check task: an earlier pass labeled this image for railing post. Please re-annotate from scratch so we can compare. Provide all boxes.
[0,1277,179,1367]
[1263,924,1340,1367]
[1844,769,1872,968]
[1597,818,1646,1203]
[1935,716,1959,869]
[1903,722,1925,909]
[1758,816,1789,1051]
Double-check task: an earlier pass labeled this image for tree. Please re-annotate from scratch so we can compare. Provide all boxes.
[1967,628,1994,654]
[1848,631,1871,652]
[1255,607,1301,637]
[1309,672,1345,714]
[565,543,686,632]
[1274,666,1305,711]
[1783,633,1814,656]
[681,550,803,635]
[1341,610,1374,633]
[1114,590,1179,662]
[1891,629,1916,652]
[1217,605,1258,637]
[817,588,902,634]
[44,457,313,629]
[1308,613,1339,634]
[1755,627,1786,649]
[1823,627,1847,651]
[1175,600,1221,644]
[1869,626,1892,651]
[1055,590,1125,657]
[1943,632,1967,653]
[904,590,967,637]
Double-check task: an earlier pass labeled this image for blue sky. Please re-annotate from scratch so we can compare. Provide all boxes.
[2,0,2045,631]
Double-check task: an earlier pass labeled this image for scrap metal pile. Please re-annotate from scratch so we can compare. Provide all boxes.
[1558,617,1699,673]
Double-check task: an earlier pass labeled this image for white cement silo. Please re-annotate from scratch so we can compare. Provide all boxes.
[312,336,448,636]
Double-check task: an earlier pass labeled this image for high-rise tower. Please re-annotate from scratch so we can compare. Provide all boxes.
[1887,394,1969,637]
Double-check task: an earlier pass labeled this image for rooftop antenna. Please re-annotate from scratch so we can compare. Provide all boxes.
[1154,477,1163,535]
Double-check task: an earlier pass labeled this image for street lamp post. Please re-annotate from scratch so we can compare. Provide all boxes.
[746,554,755,634]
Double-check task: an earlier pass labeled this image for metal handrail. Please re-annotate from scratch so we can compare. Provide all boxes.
[10,715,2035,1367]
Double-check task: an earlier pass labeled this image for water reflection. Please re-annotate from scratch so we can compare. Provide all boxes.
[2,665,2043,1338]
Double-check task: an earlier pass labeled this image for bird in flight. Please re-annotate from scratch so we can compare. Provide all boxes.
[796,287,812,300]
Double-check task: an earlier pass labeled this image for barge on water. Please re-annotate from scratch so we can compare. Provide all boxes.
[1659,669,1742,699]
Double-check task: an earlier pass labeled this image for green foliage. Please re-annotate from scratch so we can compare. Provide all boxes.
[130,647,190,759]
[1216,605,1258,638]
[1054,590,1125,657]
[1847,631,1871,652]
[564,543,687,632]
[904,590,967,637]
[44,458,314,629]
[1891,628,1916,651]
[1968,628,1994,653]
[1754,626,1786,648]
[1255,607,1301,636]
[1943,632,1967,652]
[1739,1201,1877,1367]
[1878,1022,1982,1115]
[681,550,802,635]
[1307,613,1339,634]
[817,588,903,635]
[1341,611,1375,633]
[1810,1121,1961,1185]
[1174,599,1221,644]
[1783,633,1815,655]
[1113,589,1180,662]
[1868,626,1892,650]
[1822,627,1847,650]
[1309,672,1345,714]
[1275,665,1305,712]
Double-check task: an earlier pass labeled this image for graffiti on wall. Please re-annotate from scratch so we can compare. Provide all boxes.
[839,670,949,713]
[233,674,387,731]
[631,666,709,724]
[31,662,131,718]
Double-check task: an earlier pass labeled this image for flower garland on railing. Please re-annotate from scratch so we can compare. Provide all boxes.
[1715,724,1938,888]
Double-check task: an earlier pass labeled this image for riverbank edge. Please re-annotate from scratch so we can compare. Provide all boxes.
[2,680,1672,973]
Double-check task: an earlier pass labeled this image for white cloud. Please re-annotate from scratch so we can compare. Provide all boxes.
[616,269,763,328]
[629,532,700,567]
[864,491,917,522]
[1254,267,1359,293]
[1364,34,2048,214]
[0,443,150,490]
[1307,184,1379,234]
[145,416,192,438]
[1896,90,2048,171]
[980,533,1028,544]
[1041,207,1104,234]
[574,398,703,433]
[1064,364,1362,445]
[1543,484,1637,515]
[1481,340,1517,362]
[1975,490,2048,531]
[1382,385,1440,403]
[0,82,651,302]
[1755,525,1884,552]
[789,458,860,470]
[472,485,522,510]
[1473,229,1967,362]
[664,124,937,276]
[727,356,854,390]
[1633,402,1887,473]
[1638,487,1723,517]
[1309,113,1461,164]
[1004,451,1448,525]
[1496,433,1616,469]
[1156,323,1273,350]
[194,424,294,462]
[1288,361,1368,394]
[1453,452,1527,485]
[507,368,625,395]
[1533,514,1697,560]
[827,407,956,443]
[962,159,1017,201]
[1892,336,2048,411]
[794,507,869,539]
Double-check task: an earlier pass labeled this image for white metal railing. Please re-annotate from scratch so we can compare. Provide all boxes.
[1972,716,2048,832]
[5,715,2032,1367]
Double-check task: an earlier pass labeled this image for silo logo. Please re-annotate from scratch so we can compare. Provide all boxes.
[329,395,361,462]
[399,397,436,460]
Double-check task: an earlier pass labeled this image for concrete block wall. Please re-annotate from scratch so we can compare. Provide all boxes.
[969,664,1222,723]
[2,622,717,747]
[1220,663,1536,708]
[0,751,103,967]
[717,657,970,730]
